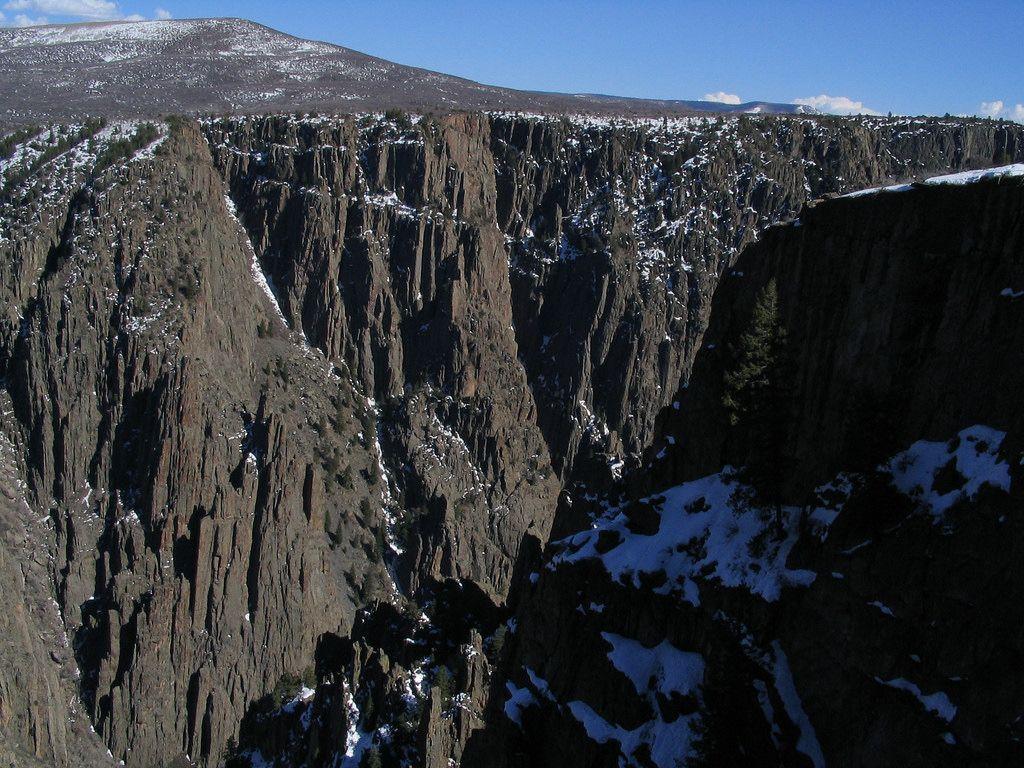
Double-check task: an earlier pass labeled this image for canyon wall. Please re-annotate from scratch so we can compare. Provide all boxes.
[0,112,1021,766]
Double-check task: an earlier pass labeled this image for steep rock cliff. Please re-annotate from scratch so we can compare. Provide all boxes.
[0,112,1022,768]
[1,121,393,766]
[474,170,1024,768]
[206,110,1024,535]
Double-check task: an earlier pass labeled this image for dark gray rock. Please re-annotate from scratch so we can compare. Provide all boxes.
[0,110,1022,767]
[475,174,1024,768]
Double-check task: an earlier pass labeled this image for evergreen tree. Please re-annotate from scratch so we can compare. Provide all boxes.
[361,747,383,768]
[722,279,793,526]
[432,665,454,707]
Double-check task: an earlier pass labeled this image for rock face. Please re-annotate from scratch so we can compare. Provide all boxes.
[486,113,1023,485]
[656,172,1024,491]
[471,173,1024,768]
[1,120,392,767]
[207,111,1023,485]
[204,113,563,603]
[0,112,1022,768]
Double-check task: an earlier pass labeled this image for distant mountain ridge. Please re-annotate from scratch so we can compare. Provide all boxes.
[0,17,814,124]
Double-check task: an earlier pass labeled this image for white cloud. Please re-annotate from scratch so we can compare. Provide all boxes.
[4,0,119,20]
[980,100,1004,118]
[0,0,172,25]
[703,91,742,105]
[14,12,48,24]
[793,94,881,116]
[978,100,1024,123]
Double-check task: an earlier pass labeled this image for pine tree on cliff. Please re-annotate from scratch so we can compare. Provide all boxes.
[722,279,793,526]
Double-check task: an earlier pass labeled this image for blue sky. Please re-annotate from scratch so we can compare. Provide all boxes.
[3,0,1022,119]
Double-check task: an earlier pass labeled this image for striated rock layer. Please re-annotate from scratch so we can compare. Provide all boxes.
[473,172,1024,767]
[0,112,1021,767]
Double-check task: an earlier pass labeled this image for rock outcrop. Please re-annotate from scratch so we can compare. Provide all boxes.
[471,170,1024,768]
[1,120,392,767]
[0,111,1022,767]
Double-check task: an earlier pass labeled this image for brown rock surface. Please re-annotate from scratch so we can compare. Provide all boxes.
[0,111,1021,767]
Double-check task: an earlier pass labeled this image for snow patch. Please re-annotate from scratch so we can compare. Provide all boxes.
[602,633,705,699]
[868,600,895,617]
[503,682,538,727]
[886,425,1010,518]
[771,641,826,768]
[921,163,1024,187]
[843,163,1024,198]
[223,195,288,326]
[843,183,913,198]
[340,682,373,766]
[552,470,816,605]
[876,677,957,723]
[566,693,703,768]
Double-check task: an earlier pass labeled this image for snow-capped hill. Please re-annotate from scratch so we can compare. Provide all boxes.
[0,17,812,124]
[1,18,353,61]
[2,17,203,46]
[744,102,819,115]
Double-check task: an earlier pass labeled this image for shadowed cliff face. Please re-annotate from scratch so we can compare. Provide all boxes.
[0,112,1021,768]
[475,175,1024,768]
[207,111,1023,484]
[654,174,1024,490]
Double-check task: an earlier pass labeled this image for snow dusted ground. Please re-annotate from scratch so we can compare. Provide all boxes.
[505,647,706,768]
[843,163,1024,198]
[875,677,957,723]
[521,467,824,765]
[551,469,817,605]
[0,18,365,67]
[920,163,1024,186]
[1,18,815,124]
[550,425,1011,608]
[886,425,1011,519]
[768,641,826,768]
[523,424,1014,763]
[591,632,706,765]
[1,120,168,250]
[503,681,537,727]
[2,19,200,47]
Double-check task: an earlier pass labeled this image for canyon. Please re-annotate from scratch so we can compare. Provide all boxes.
[0,86,1021,767]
